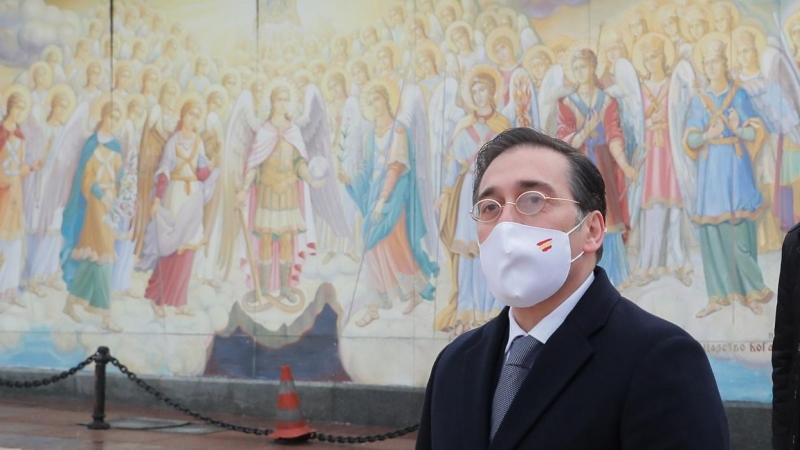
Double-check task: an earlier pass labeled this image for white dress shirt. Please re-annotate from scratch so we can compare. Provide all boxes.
[504,272,595,355]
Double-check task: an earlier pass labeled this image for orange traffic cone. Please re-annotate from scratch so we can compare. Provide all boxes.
[271,365,315,442]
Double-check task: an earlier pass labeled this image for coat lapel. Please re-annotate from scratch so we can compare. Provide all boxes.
[488,268,620,450]
[460,309,509,449]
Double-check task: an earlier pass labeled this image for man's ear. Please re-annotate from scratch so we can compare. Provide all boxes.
[583,210,604,256]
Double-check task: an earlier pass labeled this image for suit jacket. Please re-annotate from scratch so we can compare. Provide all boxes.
[416,268,729,450]
[773,223,800,450]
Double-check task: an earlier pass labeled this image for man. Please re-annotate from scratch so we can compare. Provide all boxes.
[773,223,800,450]
[416,128,729,449]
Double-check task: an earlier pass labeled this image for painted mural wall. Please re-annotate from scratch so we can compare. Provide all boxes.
[0,0,793,402]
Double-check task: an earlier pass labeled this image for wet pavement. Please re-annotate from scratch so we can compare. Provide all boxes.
[0,397,416,449]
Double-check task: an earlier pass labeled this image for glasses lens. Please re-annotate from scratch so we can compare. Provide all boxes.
[516,191,546,215]
[473,199,502,222]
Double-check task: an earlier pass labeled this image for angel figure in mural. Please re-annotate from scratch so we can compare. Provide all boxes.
[623,7,652,45]
[41,45,68,85]
[445,21,487,77]
[111,94,147,299]
[28,62,53,116]
[233,79,322,309]
[675,33,773,318]
[140,66,161,108]
[776,11,800,230]
[192,85,230,290]
[75,59,106,106]
[66,39,92,82]
[0,86,40,310]
[61,99,125,332]
[323,68,369,256]
[294,70,355,265]
[711,2,740,34]
[627,33,694,287]
[340,78,439,327]
[21,84,77,297]
[656,4,690,61]
[373,41,403,86]
[474,10,499,48]
[112,61,135,96]
[181,55,212,94]
[142,95,219,317]
[485,27,539,128]
[133,78,180,260]
[530,45,570,136]
[554,46,638,290]
[435,65,510,337]
[732,26,790,254]
[436,0,462,31]
[681,5,713,69]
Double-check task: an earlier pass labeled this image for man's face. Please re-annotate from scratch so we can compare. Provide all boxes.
[494,41,513,63]
[689,19,707,41]
[737,45,757,69]
[476,146,580,246]
[378,49,393,71]
[572,58,592,84]
[629,19,647,38]
[529,56,550,80]
[471,81,491,108]
[704,55,725,79]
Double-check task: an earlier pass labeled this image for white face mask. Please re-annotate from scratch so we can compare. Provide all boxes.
[478,216,587,308]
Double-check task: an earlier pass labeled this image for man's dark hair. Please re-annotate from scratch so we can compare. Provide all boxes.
[472,127,607,261]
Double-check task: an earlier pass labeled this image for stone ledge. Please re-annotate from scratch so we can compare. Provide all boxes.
[0,368,771,448]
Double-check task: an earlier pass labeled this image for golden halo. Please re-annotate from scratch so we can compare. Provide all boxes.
[414,40,443,78]
[358,77,400,123]
[321,67,351,101]
[331,33,351,54]
[596,27,634,77]
[622,7,654,34]
[221,67,240,83]
[91,93,126,132]
[711,2,740,31]
[372,40,402,71]
[45,84,77,117]
[42,44,63,63]
[460,64,504,111]
[436,0,463,22]
[359,25,379,45]
[563,38,599,83]
[293,68,316,87]
[732,25,767,61]
[680,5,713,44]
[264,77,299,118]
[445,20,474,53]
[140,63,161,83]
[655,3,680,30]
[29,61,53,89]
[405,13,430,40]
[524,45,556,70]
[84,56,106,80]
[485,27,521,64]
[784,11,800,52]
[692,31,732,77]
[632,32,676,76]
[113,60,134,79]
[205,84,230,113]
[2,84,32,123]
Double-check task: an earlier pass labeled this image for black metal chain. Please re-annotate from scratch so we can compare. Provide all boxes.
[310,423,420,444]
[0,354,96,388]
[108,357,273,436]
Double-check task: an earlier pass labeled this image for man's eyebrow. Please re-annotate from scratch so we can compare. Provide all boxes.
[477,186,496,200]
[517,179,556,195]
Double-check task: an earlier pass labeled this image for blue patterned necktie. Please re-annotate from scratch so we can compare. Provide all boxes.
[490,335,543,441]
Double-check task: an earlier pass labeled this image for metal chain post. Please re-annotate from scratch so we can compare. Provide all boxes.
[87,346,110,430]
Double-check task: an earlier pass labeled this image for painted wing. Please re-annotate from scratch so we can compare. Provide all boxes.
[297,84,352,238]
[132,105,170,257]
[668,59,699,227]
[537,64,565,135]
[38,102,91,233]
[217,89,259,276]
[397,82,439,254]
[762,41,800,141]
[501,67,540,129]
[429,76,465,199]
[20,113,47,226]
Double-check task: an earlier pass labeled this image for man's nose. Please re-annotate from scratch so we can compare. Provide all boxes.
[496,202,523,224]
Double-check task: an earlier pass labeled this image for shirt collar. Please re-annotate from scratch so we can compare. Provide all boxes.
[505,272,595,355]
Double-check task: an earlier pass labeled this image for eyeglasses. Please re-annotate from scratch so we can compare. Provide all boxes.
[470,190,580,223]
